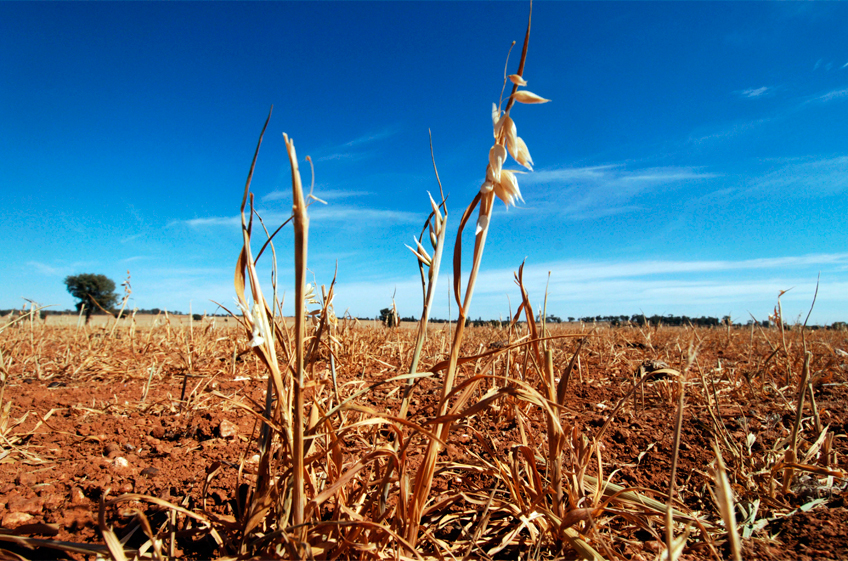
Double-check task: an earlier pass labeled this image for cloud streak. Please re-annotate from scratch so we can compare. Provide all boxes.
[309,205,420,224]
[738,86,773,98]
[330,252,844,323]
[120,256,148,263]
[746,155,848,196]
[173,205,420,229]
[27,261,65,276]
[813,88,848,104]
[471,253,848,285]
[312,128,398,162]
[262,188,373,203]
[520,164,717,220]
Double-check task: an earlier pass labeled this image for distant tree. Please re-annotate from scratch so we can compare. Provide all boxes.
[379,307,398,328]
[64,274,118,324]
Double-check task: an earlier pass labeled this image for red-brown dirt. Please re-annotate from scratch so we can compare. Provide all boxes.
[1,319,847,560]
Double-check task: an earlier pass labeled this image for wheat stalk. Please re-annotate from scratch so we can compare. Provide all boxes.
[405,3,550,548]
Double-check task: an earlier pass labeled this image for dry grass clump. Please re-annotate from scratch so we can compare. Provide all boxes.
[3,5,848,561]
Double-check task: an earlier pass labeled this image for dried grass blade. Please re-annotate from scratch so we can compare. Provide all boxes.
[309,449,399,508]
[556,332,593,405]
[0,535,116,557]
[452,192,482,315]
[428,334,582,374]
[711,441,742,561]
[284,132,309,531]
[98,495,128,561]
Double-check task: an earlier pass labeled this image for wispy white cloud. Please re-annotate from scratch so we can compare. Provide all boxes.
[746,155,848,196]
[812,88,848,103]
[173,215,244,228]
[27,261,64,276]
[520,164,717,220]
[172,204,419,229]
[687,117,773,145]
[340,129,396,148]
[475,253,848,284]
[121,256,148,263]
[313,152,370,163]
[120,233,144,244]
[313,128,398,162]
[262,188,373,203]
[309,205,420,225]
[330,253,846,323]
[738,86,773,98]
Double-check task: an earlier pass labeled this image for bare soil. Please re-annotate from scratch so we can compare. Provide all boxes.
[2,322,848,560]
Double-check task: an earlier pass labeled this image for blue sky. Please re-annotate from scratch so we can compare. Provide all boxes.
[2,2,847,324]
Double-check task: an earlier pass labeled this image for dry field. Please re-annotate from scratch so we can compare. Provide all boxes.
[4,10,847,561]
[37,315,412,331]
[40,315,225,329]
[1,317,848,560]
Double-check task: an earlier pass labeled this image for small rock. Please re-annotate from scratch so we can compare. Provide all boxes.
[70,487,86,504]
[642,541,662,554]
[2,511,34,527]
[140,467,160,477]
[16,472,38,487]
[7,496,43,515]
[41,493,64,509]
[104,443,121,456]
[218,419,238,439]
[112,457,130,469]
[37,484,57,496]
[641,360,670,373]
[150,426,166,439]
[153,442,172,455]
[118,481,134,494]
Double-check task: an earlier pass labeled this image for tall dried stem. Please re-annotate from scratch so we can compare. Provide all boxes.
[284,132,309,531]
[233,109,297,546]
[405,3,548,547]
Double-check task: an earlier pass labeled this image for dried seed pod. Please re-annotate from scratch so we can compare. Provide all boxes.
[511,90,550,104]
[508,74,527,86]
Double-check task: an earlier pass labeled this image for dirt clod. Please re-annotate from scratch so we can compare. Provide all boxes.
[218,419,238,439]
[2,511,35,527]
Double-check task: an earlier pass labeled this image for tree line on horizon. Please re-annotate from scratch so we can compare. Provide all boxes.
[5,274,845,330]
